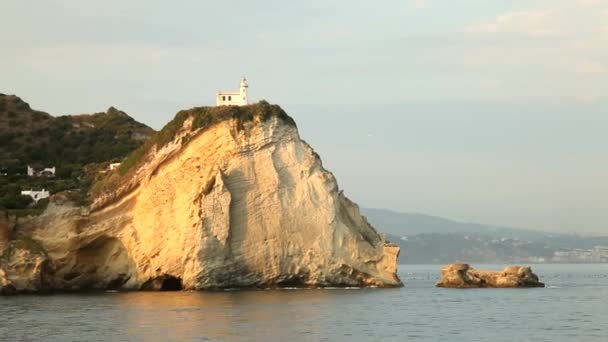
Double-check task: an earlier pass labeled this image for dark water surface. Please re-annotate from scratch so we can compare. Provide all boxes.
[1,264,607,341]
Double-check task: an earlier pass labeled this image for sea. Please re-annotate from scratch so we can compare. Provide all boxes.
[1,264,607,341]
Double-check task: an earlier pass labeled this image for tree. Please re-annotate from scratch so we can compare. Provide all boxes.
[0,194,33,209]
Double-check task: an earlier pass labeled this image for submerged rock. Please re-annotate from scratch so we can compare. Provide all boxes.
[436,263,544,288]
[0,103,402,293]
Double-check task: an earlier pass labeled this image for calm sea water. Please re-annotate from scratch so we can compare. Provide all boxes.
[1,264,607,341]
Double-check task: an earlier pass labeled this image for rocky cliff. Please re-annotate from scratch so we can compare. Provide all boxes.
[436,263,544,288]
[0,103,402,292]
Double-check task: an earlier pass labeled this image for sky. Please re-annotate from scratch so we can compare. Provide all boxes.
[1,0,607,234]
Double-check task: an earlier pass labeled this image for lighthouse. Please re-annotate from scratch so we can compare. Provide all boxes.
[216,77,249,106]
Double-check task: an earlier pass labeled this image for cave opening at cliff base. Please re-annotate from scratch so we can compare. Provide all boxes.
[141,274,184,291]
[160,276,183,291]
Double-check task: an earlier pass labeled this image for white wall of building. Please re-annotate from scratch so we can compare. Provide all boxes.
[216,77,248,106]
[42,167,56,175]
[27,165,56,177]
[21,189,50,203]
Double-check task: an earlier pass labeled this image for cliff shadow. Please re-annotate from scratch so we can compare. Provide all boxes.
[57,235,139,291]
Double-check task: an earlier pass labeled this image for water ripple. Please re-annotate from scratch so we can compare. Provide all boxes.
[0,264,607,341]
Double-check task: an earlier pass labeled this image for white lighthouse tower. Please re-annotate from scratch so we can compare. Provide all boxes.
[216,77,249,106]
[239,77,248,104]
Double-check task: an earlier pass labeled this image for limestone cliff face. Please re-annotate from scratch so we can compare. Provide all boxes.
[0,105,402,292]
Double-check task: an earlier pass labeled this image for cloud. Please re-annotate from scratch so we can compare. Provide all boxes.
[466,2,608,40]
[2,42,231,82]
[576,0,603,7]
[574,60,607,74]
[457,3,607,103]
[464,9,564,38]
[409,0,426,9]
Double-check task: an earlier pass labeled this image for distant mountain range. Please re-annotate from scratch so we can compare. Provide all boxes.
[362,208,560,240]
[362,208,608,264]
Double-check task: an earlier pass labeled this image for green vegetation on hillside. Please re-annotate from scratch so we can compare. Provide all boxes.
[0,95,153,167]
[386,232,608,264]
[0,94,154,211]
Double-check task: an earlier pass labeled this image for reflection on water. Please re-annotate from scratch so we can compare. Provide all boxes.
[1,265,607,342]
[120,290,335,341]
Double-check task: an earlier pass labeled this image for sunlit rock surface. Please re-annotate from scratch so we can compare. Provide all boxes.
[436,263,544,288]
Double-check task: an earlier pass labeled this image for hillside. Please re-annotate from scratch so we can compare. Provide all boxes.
[0,94,154,168]
[363,208,608,264]
[0,94,154,209]
[362,208,556,240]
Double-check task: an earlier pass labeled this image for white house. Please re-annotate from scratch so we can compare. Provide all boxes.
[27,165,56,177]
[109,162,121,171]
[216,77,249,106]
[21,189,50,203]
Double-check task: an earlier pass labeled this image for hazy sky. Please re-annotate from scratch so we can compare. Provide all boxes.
[1,0,607,234]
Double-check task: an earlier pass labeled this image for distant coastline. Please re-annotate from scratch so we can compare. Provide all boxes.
[362,208,608,264]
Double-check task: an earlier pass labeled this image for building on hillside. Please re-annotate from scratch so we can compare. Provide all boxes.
[216,77,249,106]
[27,165,56,177]
[21,189,50,203]
[109,162,121,171]
[552,247,608,263]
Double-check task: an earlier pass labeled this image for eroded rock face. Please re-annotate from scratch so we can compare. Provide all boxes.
[0,211,9,249]
[1,209,50,293]
[0,212,16,294]
[436,263,544,288]
[0,269,16,294]
[0,108,402,293]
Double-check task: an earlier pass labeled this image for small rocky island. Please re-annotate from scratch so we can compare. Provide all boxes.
[436,263,545,288]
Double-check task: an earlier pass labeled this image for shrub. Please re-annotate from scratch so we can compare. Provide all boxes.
[0,194,33,209]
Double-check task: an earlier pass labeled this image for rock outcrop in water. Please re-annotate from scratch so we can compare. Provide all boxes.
[436,263,544,288]
[0,103,402,293]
